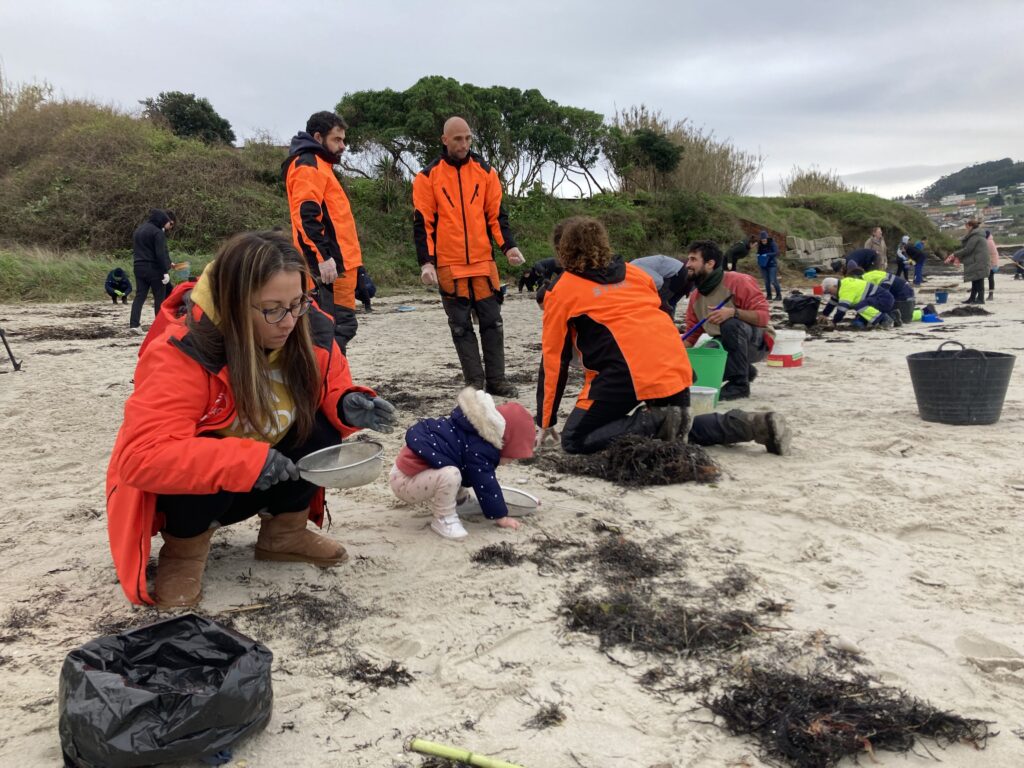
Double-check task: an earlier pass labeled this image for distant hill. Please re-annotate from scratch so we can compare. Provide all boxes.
[922,158,1024,200]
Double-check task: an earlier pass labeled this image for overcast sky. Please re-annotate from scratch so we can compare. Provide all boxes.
[2,0,1022,197]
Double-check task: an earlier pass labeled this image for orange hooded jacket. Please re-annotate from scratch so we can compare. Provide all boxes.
[412,150,516,276]
[537,260,693,428]
[283,133,363,275]
[106,281,370,605]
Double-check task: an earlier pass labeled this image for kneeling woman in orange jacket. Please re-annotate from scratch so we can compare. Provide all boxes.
[535,217,695,453]
[106,231,396,608]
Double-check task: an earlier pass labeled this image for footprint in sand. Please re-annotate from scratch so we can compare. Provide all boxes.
[896,523,969,546]
[956,631,1024,685]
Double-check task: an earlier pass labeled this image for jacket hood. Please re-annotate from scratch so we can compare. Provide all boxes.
[456,387,506,449]
[574,255,627,285]
[147,209,170,228]
[962,229,983,245]
[112,267,125,277]
[281,131,338,176]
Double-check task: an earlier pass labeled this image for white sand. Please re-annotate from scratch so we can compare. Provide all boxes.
[1,277,1023,767]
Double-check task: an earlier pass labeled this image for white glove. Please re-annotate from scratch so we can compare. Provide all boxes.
[318,258,338,284]
[506,247,525,266]
[420,263,438,286]
[161,273,170,285]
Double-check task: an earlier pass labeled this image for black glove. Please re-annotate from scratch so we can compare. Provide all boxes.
[340,392,397,433]
[253,448,299,491]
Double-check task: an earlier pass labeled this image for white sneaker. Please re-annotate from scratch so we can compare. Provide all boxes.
[431,513,468,540]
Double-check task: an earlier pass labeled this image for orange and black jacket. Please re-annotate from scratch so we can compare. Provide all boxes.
[106,281,372,605]
[412,149,516,268]
[536,259,693,428]
[283,132,363,274]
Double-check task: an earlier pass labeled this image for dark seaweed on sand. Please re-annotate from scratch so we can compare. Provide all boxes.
[705,667,995,768]
[342,657,414,689]
[940,305,991,317]
[471,542,524,567]
[524,702,567,730]
[541,435,720,487]
[219,586,363,655]
[589,536,672,579]
[563,587,756,655]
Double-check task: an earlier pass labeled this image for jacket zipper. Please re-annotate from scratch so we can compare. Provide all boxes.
[469,184,479,205]
[441,187,456,208]
[456,167,470,265]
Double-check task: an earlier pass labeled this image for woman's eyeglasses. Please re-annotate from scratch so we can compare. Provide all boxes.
[251,297,312,324]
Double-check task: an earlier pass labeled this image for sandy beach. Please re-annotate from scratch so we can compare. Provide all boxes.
[1,276,1023,767]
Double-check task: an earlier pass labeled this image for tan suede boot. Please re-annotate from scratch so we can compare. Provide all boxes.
[255,510,349,567]
[154,528,215,609]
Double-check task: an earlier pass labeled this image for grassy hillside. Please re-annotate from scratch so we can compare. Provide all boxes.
[0,101,955,302]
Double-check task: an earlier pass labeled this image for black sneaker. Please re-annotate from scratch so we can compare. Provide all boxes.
[485,380,519,398]
[719,382,750,401]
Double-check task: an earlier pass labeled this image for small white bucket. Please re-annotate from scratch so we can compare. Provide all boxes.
[690,386,718,415]
[772,329,805,357]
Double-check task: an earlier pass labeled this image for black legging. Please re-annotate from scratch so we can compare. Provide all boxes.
[158,411,342,538]
[130,264,167,328]
[968,278,986,303]
[988,270,995,291]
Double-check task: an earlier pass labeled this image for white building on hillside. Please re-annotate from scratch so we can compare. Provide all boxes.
[978,185,998,196]
[940,194,966,206]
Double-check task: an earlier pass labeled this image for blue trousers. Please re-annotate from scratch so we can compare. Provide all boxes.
[761,265,781,298]
[913,260,925,285]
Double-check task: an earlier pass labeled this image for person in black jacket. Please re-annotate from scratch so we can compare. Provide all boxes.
[129,209,175,330]
[104,267,133,304]
[518,257,563,292]
[725,235,757,271]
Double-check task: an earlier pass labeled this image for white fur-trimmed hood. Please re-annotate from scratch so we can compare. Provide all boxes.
[457,387,505,449]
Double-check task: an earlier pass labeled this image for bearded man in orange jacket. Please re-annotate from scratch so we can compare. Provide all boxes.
[283,111,363,353]
[412,116,524,397]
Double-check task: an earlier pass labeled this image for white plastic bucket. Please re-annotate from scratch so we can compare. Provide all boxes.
[772,329,805,357]
[690,386,718,415]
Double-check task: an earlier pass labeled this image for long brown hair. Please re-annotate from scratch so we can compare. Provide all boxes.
[189,231,320,442]
[556,216,613,274]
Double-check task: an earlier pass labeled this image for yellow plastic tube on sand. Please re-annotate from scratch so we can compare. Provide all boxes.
[407,737,525,768]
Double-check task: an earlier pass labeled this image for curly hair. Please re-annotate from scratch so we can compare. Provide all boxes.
[557,217,613,274]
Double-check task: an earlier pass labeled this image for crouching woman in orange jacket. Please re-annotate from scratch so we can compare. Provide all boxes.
[106,231,396,608]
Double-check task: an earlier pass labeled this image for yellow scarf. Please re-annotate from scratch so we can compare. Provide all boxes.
[191,264,297,445]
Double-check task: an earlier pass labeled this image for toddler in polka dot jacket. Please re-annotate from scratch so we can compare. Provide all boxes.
[389,388,536,540]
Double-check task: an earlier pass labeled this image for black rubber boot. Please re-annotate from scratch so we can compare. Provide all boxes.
[453,331,486,390]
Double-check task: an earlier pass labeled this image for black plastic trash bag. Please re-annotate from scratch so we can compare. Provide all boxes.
[59,613,273,768]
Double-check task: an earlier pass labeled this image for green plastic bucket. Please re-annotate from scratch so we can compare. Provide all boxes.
[686,341,728,404]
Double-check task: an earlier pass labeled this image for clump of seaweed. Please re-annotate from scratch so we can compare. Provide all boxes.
[940,305,991,317]
[590,536,672,579]
[471,542,524,567]
[540,435,720,487]
[705,667,995,768]
[20,325,121,341]
[220,586,363,655]
[562,587,756,655]
[342,657,414,689]
[525,535,587,574]
[524,702,567,730]
[711,566,754,598]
